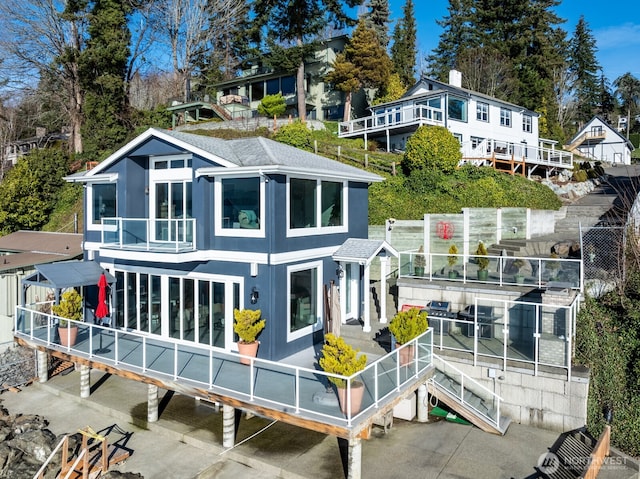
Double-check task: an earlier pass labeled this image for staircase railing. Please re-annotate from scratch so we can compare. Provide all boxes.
[431,353,503,431]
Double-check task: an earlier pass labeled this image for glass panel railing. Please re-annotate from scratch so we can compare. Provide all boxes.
[101,218,196,251]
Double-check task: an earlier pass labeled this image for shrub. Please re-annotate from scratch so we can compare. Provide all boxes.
[572,170,588,182]
[233,309,266,343]
[51,289,83,327]
[475,242,489,271]
[389,308,429,344]
[273,121,313,151]
[319,333,367,388]
[402,125,462,175]
[448,244,459,267]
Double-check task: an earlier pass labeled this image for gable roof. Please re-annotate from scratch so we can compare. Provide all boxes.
[71,128,383,183]
[571,116,635,150]
[374,76,538,116]
[332,239,398,266]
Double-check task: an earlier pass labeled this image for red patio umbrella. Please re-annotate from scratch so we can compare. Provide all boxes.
[95,273,109,320]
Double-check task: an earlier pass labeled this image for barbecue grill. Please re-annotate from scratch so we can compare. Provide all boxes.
[458,305,496,338]
[422,301,457,335]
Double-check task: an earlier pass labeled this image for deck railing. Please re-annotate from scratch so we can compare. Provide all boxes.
[100,217,196,252]
[15,305,434,428]
[400,251,583,291]
[428,295,579,379]
[339,104,444,136]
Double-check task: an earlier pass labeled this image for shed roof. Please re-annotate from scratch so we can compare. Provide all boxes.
[0,231,83,273]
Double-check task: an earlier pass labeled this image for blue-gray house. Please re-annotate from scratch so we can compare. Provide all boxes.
[67,127,387,361]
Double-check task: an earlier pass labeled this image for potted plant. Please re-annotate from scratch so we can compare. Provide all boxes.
[51,289,83,347]
[475,241,490,281]
[448,244,459,279]
[388,307,429,365]
[233,308,266,365]
[319,333,367,416]
[513,258,526,284]
[414,245,426,276]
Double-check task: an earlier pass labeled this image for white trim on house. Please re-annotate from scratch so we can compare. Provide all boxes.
[286,260,323,342]
[213,175,266,238]
[270,246,339,265]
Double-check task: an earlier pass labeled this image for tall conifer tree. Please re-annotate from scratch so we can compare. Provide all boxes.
[390,0,417,87]
[569,16,601,124]
[364,0,390,48]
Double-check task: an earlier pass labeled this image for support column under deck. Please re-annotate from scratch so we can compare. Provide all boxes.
[347,437,362,479]
[417,383,429,423]
[148,384,159,423]
[37,350,48,383]
[80,364,90,398]
[222,404,236,448]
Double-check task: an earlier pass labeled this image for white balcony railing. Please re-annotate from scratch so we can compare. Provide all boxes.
[339,104,444,137]
[400,251,583,291]
[15,305,434,428]
[101,217,196,252]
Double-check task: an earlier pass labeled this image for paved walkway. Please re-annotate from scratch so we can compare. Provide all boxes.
[1,369,638,479]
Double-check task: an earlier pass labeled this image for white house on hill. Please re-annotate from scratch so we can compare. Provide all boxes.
[566,116,634,165]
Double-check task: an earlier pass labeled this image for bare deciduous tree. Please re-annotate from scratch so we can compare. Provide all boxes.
[552,64,577,133]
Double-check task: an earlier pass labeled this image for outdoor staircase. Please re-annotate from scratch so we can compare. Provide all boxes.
[428,354,510,435]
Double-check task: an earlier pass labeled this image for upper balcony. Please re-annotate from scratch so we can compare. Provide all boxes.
[338,104,444,139]
[100,217,196,253]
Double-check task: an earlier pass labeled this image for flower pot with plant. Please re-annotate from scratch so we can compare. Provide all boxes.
[319,333,368,416]
[512,258,526,284]
[388,307,429,365]
[414,245,426,277]
[52,289,83,347]
[475,242,490,281]
[448,244,459,279]
[233,308,266,365]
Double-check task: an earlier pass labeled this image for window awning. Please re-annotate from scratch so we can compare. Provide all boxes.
[22,260,116,290]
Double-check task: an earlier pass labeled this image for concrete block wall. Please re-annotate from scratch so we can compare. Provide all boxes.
[439,358,589,432]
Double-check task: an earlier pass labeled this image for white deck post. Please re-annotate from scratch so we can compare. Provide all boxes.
[148,384,159,422]
[417,383,429,423]
[80,364,90,398]
[379,256,389,323]
[37,350,48,383]
[222,404,236,448]
[347,437,362,479]
[362,264,371,333]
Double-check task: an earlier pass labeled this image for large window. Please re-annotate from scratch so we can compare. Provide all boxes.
[448,97,468,122]
[523,114,533,133]
[289,178,346,234]
[251,81,264,102]
[91,184,116,225]
[288,262,322,340]
[281,76,296,95]
[216,176,264,237]
[476,102,489,122]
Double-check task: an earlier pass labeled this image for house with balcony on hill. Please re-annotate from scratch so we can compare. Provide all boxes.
[566,115,634,165]
[339,70,573,178]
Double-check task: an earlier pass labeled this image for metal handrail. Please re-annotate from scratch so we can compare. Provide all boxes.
[15,305,434,428]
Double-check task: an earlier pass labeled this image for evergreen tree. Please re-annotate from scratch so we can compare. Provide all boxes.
[390,0,417,87]
[569,16,601,124]
[363,0,390,48]
[597,72,616,123]
[325,52,360,122]
[426,0,475,81]
[251,0,360,122]
[614,72,640,139]
[78,0,132,159]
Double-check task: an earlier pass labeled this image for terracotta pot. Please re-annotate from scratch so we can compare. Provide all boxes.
[237,341,259,365]
[58,326,78,347]
[337,381,365,416]
[396,343,415,366]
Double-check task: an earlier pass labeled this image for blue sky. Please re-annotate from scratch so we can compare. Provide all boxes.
[387,0,640,82]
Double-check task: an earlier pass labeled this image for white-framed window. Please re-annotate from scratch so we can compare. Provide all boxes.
[214,175,266,238]
[87,183,117,231]
[287,261,323,341]
[500,108,512,127]
[476,102,489,122]
[287,177,347,237]
[523,114,533,133]
[471,137,485,149]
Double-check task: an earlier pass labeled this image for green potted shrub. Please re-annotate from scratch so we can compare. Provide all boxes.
[513,258,526,284]
[475,241,490,281]
[448,244,459,279]
[414,245,426,276]
[319,333,367,416]
[51,289,83,347]
[233,308,266,365]
[389,308,429,365]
